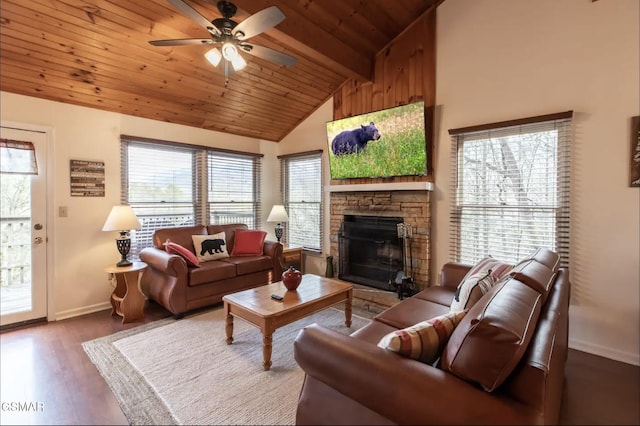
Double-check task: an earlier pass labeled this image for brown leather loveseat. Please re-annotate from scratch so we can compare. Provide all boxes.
[139,223,283,317]
[294,248,570,425]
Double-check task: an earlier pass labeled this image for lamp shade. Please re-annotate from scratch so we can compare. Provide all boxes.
[102,205,141,232]
[267,205,288,223]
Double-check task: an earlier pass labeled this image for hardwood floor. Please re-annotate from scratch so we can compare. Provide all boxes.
[1,301,638,425]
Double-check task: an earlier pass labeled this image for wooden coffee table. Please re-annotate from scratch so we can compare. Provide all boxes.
[222,274,353,371]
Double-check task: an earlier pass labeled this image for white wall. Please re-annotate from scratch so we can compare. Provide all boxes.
[434,0,640,365]
[1,0,638,365]
[277,99,334,276]
[0,92,278,319]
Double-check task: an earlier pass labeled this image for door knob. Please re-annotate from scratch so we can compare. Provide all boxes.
[34,223,43,230]
[34,237,44,244]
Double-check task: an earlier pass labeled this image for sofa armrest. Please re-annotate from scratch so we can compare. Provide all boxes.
[139,247,188,278]
[139,247,190,315]
[294,324,537,425]
[263,240,283,278]
[440,262,472,291]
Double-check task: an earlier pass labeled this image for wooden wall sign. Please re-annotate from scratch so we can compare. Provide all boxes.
[70,159,105,196]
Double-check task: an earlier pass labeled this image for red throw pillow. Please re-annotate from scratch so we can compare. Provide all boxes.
[165,241,200,267]
[232,230,267,256]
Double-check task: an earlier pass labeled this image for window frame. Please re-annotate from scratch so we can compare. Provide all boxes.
[278,150,323,252]
[448,111,572,268]
[120,135,263,257]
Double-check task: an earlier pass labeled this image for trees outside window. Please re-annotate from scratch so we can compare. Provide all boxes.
[450,112,572,267]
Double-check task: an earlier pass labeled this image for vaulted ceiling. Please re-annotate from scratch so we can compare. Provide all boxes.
[0,0,441,142]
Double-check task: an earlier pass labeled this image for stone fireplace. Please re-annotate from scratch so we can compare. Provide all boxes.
[329,188,432,309]
[338,214,404,291]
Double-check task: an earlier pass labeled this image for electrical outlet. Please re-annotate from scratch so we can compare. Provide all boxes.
[59,206,68,217]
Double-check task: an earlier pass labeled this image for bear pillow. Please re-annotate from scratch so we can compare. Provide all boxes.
[450,256,513,312]
[192,232,229,263]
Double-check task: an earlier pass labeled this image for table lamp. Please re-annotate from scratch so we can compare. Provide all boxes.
[102,205,142,267]
[267,205,288,243]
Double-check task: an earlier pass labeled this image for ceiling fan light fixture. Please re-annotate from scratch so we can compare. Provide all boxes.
[222,42,239,60]
[205,47,222,67]
[230,53,247,71]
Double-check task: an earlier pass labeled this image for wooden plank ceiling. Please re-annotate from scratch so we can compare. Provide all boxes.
[0,0,440,142]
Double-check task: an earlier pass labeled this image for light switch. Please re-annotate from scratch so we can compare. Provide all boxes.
[59,206,68,217]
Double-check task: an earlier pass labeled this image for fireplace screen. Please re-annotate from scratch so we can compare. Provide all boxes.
[338,215,404,291]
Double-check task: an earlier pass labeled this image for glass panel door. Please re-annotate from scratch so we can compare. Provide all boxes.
[0,126,48,326]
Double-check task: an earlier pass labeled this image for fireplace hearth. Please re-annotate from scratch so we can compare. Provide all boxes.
[338,215,403,291]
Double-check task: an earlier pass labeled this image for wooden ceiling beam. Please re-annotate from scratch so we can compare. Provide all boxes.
[228,0,374,82]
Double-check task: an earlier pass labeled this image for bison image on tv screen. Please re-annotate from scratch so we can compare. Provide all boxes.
[326,101,427,180]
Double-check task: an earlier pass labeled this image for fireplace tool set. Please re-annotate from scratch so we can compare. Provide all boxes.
[389,223,415,299]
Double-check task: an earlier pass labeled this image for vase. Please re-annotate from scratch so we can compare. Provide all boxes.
[282,266,302,291]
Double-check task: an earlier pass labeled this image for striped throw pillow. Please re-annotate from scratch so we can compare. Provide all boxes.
[377,310,467,364]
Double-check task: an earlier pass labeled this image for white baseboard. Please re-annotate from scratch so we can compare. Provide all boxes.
[55,302,111,321]
[569,337,640,366]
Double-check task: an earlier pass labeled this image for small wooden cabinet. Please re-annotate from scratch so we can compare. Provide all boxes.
[282,244,304,274]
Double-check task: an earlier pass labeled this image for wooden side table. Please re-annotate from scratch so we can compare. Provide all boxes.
[104,261,147,324]
[282,243,304,273]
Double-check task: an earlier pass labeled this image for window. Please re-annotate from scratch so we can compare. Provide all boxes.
[121,136,262,257]
[279,151,323,251]
[449,112,572,268]
[207,151,261,228]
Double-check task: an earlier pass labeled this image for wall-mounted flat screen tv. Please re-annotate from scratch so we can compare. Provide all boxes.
[326,101,427,180]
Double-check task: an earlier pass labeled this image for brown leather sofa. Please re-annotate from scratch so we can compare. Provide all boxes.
[139,224,283,317]
[294,248,570,425]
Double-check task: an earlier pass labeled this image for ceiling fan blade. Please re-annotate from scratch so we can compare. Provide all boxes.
[243,44,296,67]
[232,6,285,40]
[167,0,221,37]
[149,38,213,46]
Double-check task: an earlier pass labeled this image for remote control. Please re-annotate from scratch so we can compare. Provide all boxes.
[271,294,284,301]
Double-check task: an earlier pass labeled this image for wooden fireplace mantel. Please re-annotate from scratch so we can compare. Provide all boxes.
[325,181,434,193]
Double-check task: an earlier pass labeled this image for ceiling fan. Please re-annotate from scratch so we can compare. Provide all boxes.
[149,0,297,85]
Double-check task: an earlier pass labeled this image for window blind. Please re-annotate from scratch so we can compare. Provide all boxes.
[279,151,323,251]
[207,151,261,228]
[120,136,262,257]
[121,139,198,255]
[449,112,572,268]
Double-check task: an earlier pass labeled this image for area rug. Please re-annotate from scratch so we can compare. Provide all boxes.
[83,306,369,425]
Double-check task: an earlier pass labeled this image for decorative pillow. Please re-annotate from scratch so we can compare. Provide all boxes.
[165,241,200,268]
[192,232,229,263]
[377,310,467,365]
[450,256,513,312]
[231,229,267,256]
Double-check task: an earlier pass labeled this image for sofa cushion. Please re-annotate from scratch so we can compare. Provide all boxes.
[350,320,400,345]
[192,232,229,262]
[374,297,450,330]
[165,241,200,268]
[231,229,267,256]
[221,255,273,275]
[413,286,456,307]
[153,225,206,250]
[377,310,467,364]
[188,260,237,286]
[506,248,559,299]
[523,247,561,272]
[440,276,544,392]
